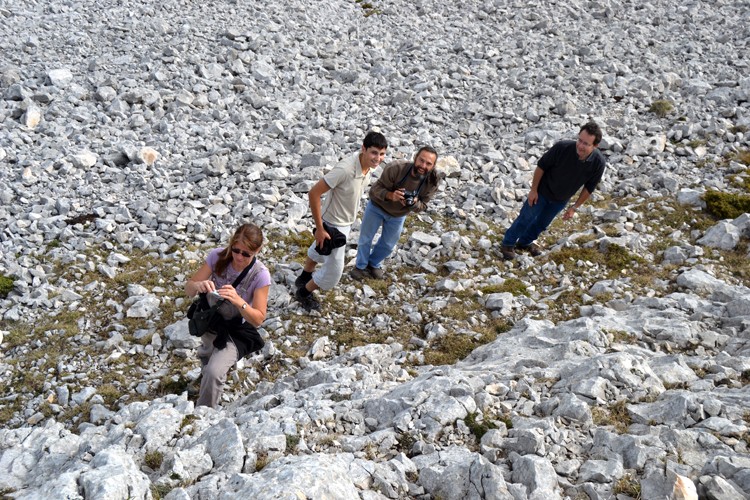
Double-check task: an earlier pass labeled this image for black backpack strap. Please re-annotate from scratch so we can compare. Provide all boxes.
[206,257,256,307]
[231,257,256,288]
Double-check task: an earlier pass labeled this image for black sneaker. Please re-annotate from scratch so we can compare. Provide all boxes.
[500,245,516,260]
[295,287,321,311]
[294,273,311,289]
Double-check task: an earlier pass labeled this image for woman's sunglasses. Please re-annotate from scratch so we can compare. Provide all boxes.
[231,247,253,258]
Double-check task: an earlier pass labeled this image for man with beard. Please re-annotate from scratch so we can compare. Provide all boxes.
[501,121,606,259]
[350,146,440,280]
[294,131,388,310]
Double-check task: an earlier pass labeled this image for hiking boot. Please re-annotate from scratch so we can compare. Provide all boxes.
[500,245,516,260]
[294,272,311,289]
[367,265,385,279]
[350,267,369,281]
[295,287,321,311]
[517,242,542,257]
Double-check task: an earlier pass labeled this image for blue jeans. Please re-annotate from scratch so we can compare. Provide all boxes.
[355,201,406,270]
[502,194,567,247]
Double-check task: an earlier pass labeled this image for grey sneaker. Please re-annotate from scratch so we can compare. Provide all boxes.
[367,266,385,279]
[294,287,321,311]
[350,267,369,281]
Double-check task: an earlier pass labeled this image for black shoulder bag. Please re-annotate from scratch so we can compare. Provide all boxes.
[187,259,255,337]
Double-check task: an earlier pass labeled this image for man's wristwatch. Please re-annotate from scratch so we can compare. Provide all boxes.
[242,303,248,310]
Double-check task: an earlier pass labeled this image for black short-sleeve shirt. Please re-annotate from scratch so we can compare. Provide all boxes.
[537,140,606,202]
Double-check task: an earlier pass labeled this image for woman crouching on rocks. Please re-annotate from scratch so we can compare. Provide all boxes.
[185,223,271,408]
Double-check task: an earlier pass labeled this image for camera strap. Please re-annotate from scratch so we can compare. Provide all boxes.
[207,258,257,305]
[396,164,428,195]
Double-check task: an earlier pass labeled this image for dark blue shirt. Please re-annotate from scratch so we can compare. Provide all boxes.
[537,140,606,202]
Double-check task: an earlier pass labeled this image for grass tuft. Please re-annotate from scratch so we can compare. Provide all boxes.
[613,473,641,498]
[728,148,750,166]
[464,412,497,440]
[423,325,502,366]
[592,399,632,434]
[649,99,673,118]
[144,450,164,470]
[286,434,300,451]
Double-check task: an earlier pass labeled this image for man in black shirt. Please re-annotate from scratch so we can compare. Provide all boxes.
[501,121,606,260]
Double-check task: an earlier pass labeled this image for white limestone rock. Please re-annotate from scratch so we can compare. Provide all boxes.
[47,68,73,87]
[79,446,151,500]
[697,221,741,250]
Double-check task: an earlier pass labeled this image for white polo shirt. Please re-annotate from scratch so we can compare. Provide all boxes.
[321,152,372,226]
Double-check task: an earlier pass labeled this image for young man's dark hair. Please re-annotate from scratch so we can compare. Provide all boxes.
[363,131,388,150]
[580,121,602,145]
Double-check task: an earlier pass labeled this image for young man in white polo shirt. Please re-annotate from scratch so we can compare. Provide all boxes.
[294,131,388,311]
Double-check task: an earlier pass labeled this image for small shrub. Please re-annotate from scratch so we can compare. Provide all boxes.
[158,375,190,396]
[397,433,416,453]
[464,412,497,440]
[98,384,122,406]
[649,99,673,118]
[606,329,636,344]
[713,246,750,285]
[151,484,173,500]
[728,148,750,166]
[144,450,164,470]
[704,190,750,220]
[613,473,641,498]
[286,434,300,451]
[0,275,14,298]
[496,414,513,430]
[0,400,22,427]
[740,370,750,386]
[180,415,198,430]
